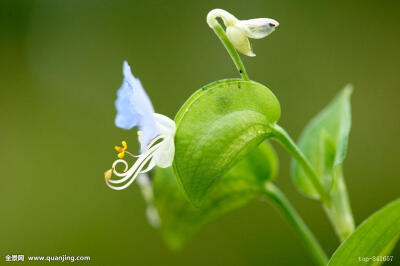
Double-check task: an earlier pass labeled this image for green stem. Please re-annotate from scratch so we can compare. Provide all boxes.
[324,167,355,241]
[269,124,330,206]
[210,23,249,80]
[264,183,329,266]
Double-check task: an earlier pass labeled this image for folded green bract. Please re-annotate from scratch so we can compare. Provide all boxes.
[173,79,281,207]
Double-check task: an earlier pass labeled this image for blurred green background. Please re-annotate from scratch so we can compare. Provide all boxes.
[1,0,399,265]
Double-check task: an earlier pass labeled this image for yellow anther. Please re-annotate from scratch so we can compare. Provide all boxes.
[115,146,124,153]
[104,168,113,181]
[114,141,128,158]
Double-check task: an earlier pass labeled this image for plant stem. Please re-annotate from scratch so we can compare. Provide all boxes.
[210,23,249,80]
[264,183,329,266]
[323,167,355,241]
[269,124,330,206]
[269,124,356,241]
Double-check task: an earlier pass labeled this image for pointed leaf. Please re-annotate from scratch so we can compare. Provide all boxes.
[291,85,352,198]
[328,199,400,266]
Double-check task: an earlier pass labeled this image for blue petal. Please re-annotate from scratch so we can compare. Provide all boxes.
[115,61,157,152]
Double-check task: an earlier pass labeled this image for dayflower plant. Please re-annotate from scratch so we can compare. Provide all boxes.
[104,9,400,266]
[104,61,176,191]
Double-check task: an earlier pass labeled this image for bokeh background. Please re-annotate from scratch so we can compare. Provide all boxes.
[1,0,399,265]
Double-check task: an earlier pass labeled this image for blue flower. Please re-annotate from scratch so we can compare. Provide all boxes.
[105,61,176,191]
[115,61,157,152]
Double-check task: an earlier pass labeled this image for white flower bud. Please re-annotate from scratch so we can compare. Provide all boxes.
[226,26,255,57]
[236,18,279,39]
[207,8,238,28]
[207,9,279,57]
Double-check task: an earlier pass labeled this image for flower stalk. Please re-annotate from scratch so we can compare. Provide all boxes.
[269,124,331,205]
[269,123,355,241]
[206,9,278,80]
[207,15,250,80]
[323,167,355,241]
[264,183,329,266]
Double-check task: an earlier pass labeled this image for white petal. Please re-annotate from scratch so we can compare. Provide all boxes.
[152,136,175,168]
[149,113,176,168]
[236,18,279,39]
[154,113,176,136]
[226,26,255,57]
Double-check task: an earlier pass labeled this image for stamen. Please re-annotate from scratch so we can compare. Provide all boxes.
[111,159,129,177]
[105,142,163,190]
[104,168,113,181]
[125,151,139,158]
[146,135,166,149]
[117,151,125,159]
[137,130,143,143]
[122,140,127,149]
[105,134,170,190]
[139,160,156,174]
[138,135,166,173]
[115,146,124,153]
[110,143,161,182]
[105,150,157,190]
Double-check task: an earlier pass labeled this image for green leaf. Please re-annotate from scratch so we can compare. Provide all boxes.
[328,199,400,266]
[173,79,281,206]
[151,142,278,250]
[291,85,353,198]
[291,86,355,240]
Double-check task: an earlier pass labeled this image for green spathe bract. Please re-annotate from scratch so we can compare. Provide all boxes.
[152,142,278,250]
[328,199,400,266]
[173,79,281,207]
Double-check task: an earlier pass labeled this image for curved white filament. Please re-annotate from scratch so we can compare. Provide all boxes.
[145,135,165,150]
[129,134,167,175]
[111,159,129,177]
[108,142,162,185]
[106,152,155,191]
[105,114,176,191]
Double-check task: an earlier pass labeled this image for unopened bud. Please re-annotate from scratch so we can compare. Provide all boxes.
[236,18,279,39]
[226,26,255,57]
[207,9,279,57]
